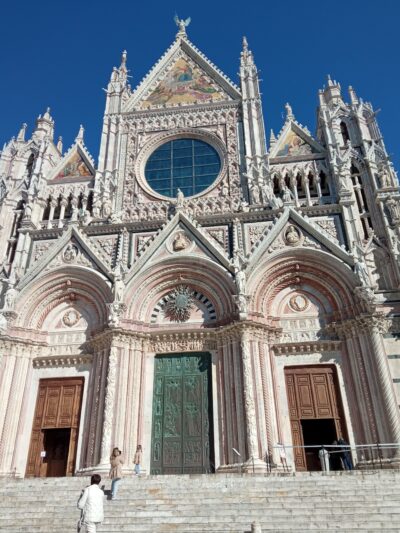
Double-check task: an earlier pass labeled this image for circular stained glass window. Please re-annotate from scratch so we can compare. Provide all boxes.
[144,138,221,198]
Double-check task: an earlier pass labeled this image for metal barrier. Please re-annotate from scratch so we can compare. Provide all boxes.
[271,442,400,471]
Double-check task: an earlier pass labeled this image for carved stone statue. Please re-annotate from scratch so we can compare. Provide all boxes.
[172,232,190,251]
[250,183,261,204]
[107,302,126,327]
[235,266,246,294]
[386,196,400,225]
[263,181,283,209]
[234,293,248,315]
[102,200,112,218]
[284,225,301,245]
[354,257,371,287]
[0,312,7,332]
[176,188,185,209]
[82,210,92,225]
[113,261,125,303]
[281,186,293,203]
[174,15,191,34]
[4,286,17,310]
[378,167,392,189]
[63,243,79,263]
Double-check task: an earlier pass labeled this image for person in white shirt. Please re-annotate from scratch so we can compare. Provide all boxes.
[77,474,104,533]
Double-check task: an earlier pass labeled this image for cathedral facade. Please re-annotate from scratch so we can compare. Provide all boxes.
[1,21,400,478]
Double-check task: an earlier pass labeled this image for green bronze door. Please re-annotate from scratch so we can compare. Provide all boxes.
[151,352,214,474]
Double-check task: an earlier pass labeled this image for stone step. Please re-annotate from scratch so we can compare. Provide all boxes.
[2,472,400,532]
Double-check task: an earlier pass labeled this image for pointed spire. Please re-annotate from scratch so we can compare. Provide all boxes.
[269,129,277,146]
[75,125,84,144]
[348,85,359,106]
[241,35,254,65]
[120,50,127,72]
[17,123,27,142]
[285,102,294,120]
[34,107,54,141]
[57,136,63,153]
[322,75,342,105]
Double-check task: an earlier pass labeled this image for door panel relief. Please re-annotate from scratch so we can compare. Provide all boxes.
[285,366,347,471]
[151,353,214,475]
[26,378,84,477]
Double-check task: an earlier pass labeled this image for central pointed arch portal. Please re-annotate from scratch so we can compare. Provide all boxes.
[150,352,214,475]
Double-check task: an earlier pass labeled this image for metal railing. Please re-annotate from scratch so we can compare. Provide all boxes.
[272,442,400,471]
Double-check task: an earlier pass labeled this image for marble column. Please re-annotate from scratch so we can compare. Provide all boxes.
[99,345,118,465]
[0,351,30,475]
[240,329,267,471]
[367,318,400,446]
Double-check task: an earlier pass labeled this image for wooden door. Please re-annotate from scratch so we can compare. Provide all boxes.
[285,366,346,471]
[151,353,214,475]
[26,378,84,477]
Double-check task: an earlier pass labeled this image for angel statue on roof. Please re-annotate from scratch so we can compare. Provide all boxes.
[174,15,191,35]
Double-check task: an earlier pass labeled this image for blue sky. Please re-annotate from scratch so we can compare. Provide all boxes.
[1,0,399,170]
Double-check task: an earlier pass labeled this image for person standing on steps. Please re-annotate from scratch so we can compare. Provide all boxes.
[319,446,330,472]
[134,444,143,476]
[109,447,124,500]
[77,474,104,533]
[337,437,353,470]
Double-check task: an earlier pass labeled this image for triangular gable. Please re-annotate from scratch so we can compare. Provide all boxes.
[124,37,241,112]
[270,121,325,159]
[18,226,112,290]
[125,211,233,283]
[47,143,95,182]
[246,207,353,273]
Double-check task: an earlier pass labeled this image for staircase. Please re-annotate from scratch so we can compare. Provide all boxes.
[1,471,400,532]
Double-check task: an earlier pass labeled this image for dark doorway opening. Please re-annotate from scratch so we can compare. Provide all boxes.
[41,428,71,477]
[301,419,337,471]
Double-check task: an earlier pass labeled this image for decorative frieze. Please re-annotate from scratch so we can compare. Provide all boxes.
[33,355,92,368]
[150,331,217,353]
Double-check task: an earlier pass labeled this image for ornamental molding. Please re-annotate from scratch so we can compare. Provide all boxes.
[273,340,342,356]
[133,127,228,202]
[120,100,239,121]
[150,331,217,353]
[123,36,240,113]
[32,355,92,368]
[215,320,281,343]
[245,206,353,274]
[87,329,147,351]
[18,225,112,291]
[125,210,233,284]
[163,285,195,322]
[326,313,389,338]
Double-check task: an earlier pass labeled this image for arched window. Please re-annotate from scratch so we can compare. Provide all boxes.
[273,176,280,195]
[7,200,25,264]
[340,122,350,145]
[53,195,62,220]
[86,191,94,213]
[320,172,330,196]
[351,165,372,239]
[42,197,51,221]
[26,154,35,178]
[64,194,74,219]
[296,174,305,198]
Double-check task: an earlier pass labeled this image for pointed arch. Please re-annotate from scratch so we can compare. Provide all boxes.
[15,267,112,329]
[124,256,235,323]
[248,248,360,319]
